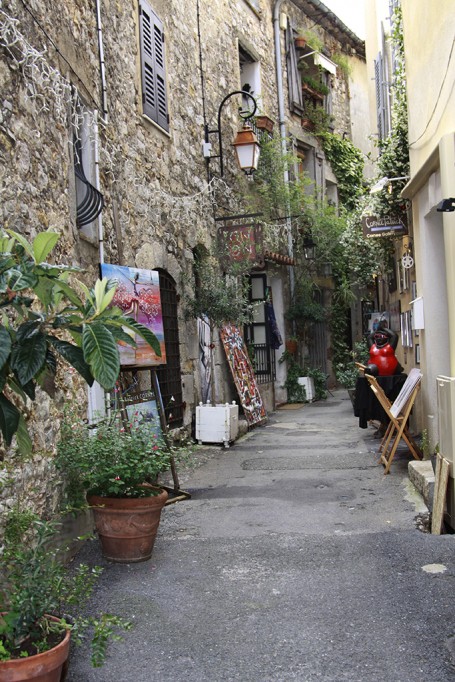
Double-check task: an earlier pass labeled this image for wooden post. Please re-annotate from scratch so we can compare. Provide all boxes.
[431,453,450,534]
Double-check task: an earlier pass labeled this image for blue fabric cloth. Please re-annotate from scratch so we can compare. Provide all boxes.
[265,301,283,349]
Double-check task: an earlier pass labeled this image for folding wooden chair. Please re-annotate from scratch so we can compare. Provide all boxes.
[365,368,423,474]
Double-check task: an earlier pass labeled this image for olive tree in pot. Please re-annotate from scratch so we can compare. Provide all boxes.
[184,250,253,404]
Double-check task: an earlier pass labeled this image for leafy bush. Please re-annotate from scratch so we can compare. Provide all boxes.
[0,519,130,665]
[0,229,160,453]
[56,409,174,504]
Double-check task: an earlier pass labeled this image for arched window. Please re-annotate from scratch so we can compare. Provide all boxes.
[155,270,183,428]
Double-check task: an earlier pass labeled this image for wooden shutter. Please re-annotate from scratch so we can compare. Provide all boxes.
[374,53,385,141]
[139,2,169,131]
[285,20,304,112]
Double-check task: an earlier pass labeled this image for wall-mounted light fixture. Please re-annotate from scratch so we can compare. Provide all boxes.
[303,235,316,260]
[203,91,260,177]
[436,198,455,212]
[370,175,410,194]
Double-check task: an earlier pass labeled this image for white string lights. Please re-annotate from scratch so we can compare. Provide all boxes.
[1,8,291,256]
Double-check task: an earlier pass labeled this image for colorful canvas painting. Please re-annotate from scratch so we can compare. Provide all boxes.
[101,264,166,367]
[125,398,162,439]
[220,323,267,426]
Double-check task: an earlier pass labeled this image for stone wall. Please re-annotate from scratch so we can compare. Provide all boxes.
[0,0,363,523]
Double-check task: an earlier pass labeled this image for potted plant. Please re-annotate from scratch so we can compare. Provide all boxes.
[294,33,307,50]
[55,406,178,563]
[278,350,307,403]
[334,340,370,405]
[285,336,298,355]
[0,518,130,680]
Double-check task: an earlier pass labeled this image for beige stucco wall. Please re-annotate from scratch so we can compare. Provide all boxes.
[402,0,455,173]
[400,1,455,449]
[364,0,390,160]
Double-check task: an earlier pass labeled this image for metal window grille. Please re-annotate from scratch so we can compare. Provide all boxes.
[154,270,183,428]
[244,274,276,384]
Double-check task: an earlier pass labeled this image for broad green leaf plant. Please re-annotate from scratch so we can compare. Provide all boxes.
[0,229,161,453]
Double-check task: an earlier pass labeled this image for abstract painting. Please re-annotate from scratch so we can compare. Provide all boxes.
[220,323,267,426]
[101,264,166,367]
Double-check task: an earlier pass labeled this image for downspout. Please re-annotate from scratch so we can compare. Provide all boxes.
[90,0,107,420]
[439,134,455,375]
[96,0,108,124]
[95,0,107,264]
[93,111,104,265]
[273,1,294,298]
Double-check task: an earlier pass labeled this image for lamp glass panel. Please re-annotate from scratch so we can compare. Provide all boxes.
[235,142,260,171]
[253,305,265,324]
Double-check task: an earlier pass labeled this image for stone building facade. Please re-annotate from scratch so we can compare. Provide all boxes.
[0,0,366,522]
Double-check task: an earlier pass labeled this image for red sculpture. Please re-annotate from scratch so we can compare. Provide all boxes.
[367,321,402,377]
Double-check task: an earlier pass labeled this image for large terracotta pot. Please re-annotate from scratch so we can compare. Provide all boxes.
[0,617,70,682]
[88,488,168,563]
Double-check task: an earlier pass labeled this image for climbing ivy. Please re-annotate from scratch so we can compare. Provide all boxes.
[371,3,409,217]
[319,132,365,211]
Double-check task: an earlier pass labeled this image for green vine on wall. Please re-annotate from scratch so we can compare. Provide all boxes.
[319,132,365,211]
[371,4,409,217]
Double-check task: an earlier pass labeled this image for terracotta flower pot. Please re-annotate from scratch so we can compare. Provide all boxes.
[285,339,298,354]
[0,616,70,682]
[88,488,169,563]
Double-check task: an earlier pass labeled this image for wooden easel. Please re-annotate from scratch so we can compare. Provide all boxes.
[151,369,191,504]
[365,369,422,474]
[117,369,191,504]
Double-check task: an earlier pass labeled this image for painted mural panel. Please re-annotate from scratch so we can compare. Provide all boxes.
[220,323,267,426]
[101,264,166,366]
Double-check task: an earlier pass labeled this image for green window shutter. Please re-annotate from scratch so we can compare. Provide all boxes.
[139,2,169,131]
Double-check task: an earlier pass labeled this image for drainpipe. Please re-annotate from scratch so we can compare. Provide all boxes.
[439,134,455,375]
[93,111,104,265]
[95,0,107,264]
[95,0,108,124]
[273,1,294,299]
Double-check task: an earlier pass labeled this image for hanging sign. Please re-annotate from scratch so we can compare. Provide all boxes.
[218,222,264,268]
[362,214,408,238]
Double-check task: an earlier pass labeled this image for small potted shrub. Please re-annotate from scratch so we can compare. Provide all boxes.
[279,350,307,403]
[55,406,180,563]
[0,518,130,679]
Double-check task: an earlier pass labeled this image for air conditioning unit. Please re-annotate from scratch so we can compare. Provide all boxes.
[195,402,239,447]
[436,375,455,529]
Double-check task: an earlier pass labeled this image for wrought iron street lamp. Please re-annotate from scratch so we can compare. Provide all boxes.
[203,91,260,177]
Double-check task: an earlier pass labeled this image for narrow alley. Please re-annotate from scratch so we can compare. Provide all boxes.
[67,390,455,682]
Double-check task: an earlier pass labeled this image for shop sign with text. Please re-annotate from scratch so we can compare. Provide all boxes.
[362,214,408,238]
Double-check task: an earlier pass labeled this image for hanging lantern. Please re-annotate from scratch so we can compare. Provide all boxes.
[232,124,261,175]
